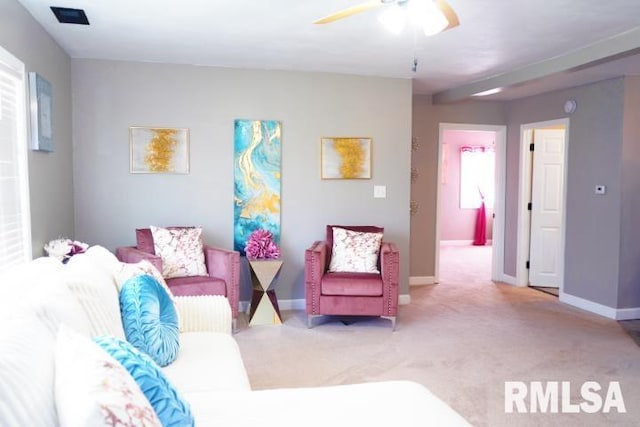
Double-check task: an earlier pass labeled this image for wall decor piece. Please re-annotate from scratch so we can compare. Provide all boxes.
[410,201,419,216]
[129,127,189,174]
[28,72,53,152]
[411,167,419,184]
[234,119,281,255]
[321,137,372,179]
[411,136,420,152]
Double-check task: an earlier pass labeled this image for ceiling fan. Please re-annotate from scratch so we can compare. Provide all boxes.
[314,0,459,36]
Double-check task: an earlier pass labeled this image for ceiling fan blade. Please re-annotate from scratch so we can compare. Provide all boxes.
[314,0,384,25]
[436,0,460,31]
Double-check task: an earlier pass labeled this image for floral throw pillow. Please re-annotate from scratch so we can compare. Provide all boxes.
[150,226,207,279]
[55,325,162,427]
[328,227,384,273]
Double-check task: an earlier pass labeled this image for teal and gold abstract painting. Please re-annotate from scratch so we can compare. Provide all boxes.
[234,120,281,255]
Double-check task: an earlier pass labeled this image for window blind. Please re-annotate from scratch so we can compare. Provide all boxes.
[0,46,31,273]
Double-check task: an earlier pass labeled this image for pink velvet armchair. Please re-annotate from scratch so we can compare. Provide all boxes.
[304,225,400,329]
[115,228,240,322]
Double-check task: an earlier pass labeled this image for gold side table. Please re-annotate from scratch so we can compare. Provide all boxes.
[248,259,283,326]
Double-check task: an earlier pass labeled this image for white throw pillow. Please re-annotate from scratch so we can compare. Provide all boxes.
[55,325,162,427]
[150,226,207,279]
[64,254,126,339]
[117,259,173,297]
[328,227,383,273]
[83,245,124,278]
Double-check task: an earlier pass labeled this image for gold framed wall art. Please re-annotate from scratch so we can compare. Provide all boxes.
[320,137,372,179]
[129,126,189,174]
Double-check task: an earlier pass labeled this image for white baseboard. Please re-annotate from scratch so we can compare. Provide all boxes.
[615,307,640,320]
[240,298,306,313]
[560,292,640,320]
[410,276,436,286]
[498,274,518,286]
[240,296,412,311]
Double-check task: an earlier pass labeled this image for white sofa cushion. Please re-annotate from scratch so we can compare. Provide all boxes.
[0,313,58,427]
[162,332,251,394]
[65,253,125,339]
[185,381,471,426]
[0,256,92,336]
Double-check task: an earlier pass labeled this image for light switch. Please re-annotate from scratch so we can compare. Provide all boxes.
[374,185,387,199]
[595,185,606,195]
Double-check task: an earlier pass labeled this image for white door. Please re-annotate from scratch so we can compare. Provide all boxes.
[529,128,565,288]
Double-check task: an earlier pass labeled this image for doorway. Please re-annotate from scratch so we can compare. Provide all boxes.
[435,123,507,284]
[516,119,569,295]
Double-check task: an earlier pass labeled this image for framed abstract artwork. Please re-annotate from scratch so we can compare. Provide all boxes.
[129,127,189,174]
[321,137,372,179]
[28,72,54,152]
[233,119,282,255]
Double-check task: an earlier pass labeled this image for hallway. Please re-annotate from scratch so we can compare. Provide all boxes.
[439,243,492,285]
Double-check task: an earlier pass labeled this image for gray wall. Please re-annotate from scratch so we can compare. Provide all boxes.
[411,97,505,277]
[0,0,74,257]
[619,76,640,308]
[71,59,412,302]
[505,78,625,307]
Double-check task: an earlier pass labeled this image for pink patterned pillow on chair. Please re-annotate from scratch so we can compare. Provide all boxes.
[328,227,383,273]
[150,226,207,279]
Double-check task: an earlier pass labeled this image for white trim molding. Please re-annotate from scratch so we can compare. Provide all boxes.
[436,123,507,285]
[409,276,436,286]
[560,292,640,320]
[616,307,640,321]
[499,274,518,286]
[240,298,306,313]
[241,296,413,311]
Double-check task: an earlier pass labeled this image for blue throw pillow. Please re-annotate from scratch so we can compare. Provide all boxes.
[120,274,179,366]
[94,336,194,427]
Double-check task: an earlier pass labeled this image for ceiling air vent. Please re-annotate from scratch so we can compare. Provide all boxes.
[50,6,90,25]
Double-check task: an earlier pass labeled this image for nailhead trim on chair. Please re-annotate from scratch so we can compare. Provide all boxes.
[310,242,318,314]
[382,243,399,316]
[305,241,324,315]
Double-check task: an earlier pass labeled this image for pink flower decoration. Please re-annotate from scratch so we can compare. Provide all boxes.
[244,229,280,260]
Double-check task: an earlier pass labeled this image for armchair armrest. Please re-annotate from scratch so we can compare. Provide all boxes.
[115,246,163,273]
[305,240,328,315]
[380,241,400,317]
[203,245,240,320]
[174,295,232,335]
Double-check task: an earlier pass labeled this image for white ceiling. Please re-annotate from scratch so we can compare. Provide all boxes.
[16,0,640,102]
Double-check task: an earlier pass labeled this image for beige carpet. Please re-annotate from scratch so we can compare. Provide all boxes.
[234,245,639,427]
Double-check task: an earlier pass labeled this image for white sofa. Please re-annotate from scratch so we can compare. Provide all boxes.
[0,247,471,426]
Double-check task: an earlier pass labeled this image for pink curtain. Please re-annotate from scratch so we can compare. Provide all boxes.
[473,200,487,246]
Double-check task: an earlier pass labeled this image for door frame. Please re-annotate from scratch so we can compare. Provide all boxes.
[435,123,507,283]
[516,118,570,291]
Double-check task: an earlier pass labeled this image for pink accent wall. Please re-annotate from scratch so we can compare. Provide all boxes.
[440,130,495,242]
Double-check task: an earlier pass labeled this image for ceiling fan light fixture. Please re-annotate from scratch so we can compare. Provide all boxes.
[422,7,449,35]
[408,0,449,36]
[378,3,406,35]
